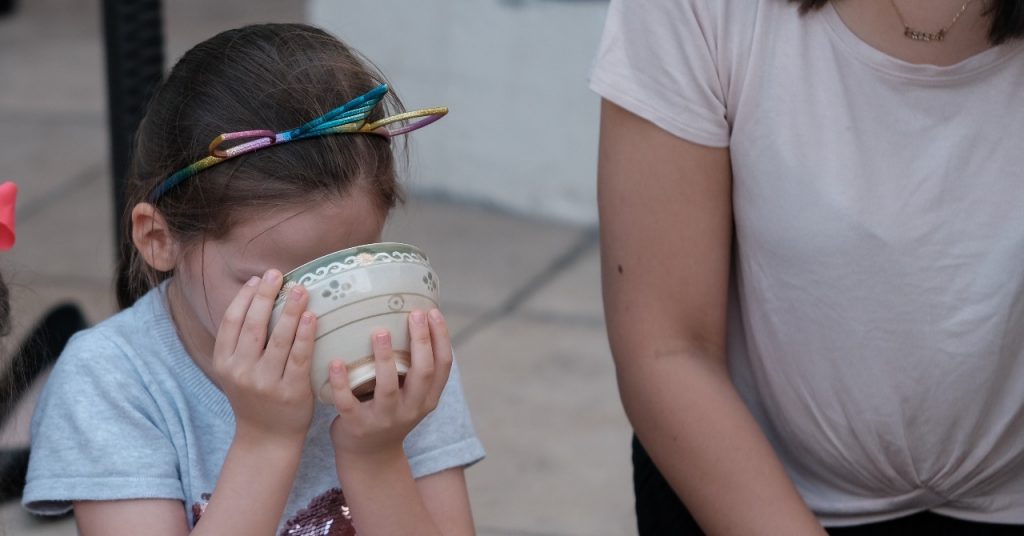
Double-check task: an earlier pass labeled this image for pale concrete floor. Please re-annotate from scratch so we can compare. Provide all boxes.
[0,0,635,535]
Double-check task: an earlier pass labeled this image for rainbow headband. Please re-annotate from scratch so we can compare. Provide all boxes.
[148,84,446,202]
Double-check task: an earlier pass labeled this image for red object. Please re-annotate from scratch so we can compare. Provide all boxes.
[0,182,15,250]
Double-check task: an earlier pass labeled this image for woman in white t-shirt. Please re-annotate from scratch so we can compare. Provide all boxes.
[593,0,1024,533]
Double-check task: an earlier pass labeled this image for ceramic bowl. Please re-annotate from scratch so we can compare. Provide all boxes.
[270,242,440,403]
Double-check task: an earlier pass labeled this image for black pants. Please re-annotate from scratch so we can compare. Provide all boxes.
[632,436,1024,535]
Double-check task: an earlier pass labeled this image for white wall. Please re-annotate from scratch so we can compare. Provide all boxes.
[309,0,609,225]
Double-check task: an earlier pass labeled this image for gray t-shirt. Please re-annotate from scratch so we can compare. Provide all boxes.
[23,285,485,533]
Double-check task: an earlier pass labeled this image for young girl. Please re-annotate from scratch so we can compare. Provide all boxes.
[23,24,484,535]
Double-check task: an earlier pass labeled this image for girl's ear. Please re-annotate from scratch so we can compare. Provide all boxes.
[131,203,179,272]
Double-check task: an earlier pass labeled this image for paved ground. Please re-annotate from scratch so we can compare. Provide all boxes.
[0,0,635,534]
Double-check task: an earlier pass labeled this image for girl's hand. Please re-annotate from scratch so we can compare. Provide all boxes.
[213,270,316,443]
[328,309,453,458]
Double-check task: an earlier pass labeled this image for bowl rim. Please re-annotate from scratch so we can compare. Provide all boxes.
[281,241,429,285]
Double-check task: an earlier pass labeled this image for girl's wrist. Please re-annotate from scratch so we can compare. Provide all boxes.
[334,443,407,474]
[234,422,307,454]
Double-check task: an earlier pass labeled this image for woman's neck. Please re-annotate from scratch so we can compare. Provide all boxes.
[832,0,995,66]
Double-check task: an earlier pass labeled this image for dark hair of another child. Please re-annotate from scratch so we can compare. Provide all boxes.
[116,23,407,309]
[0,273,9,338]
[793,0,1024,44]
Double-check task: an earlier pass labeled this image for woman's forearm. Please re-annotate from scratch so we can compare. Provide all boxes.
[190,428,305,536]
[618,349,825,536]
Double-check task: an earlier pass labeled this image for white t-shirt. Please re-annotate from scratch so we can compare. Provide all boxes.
[591,0,1024,526]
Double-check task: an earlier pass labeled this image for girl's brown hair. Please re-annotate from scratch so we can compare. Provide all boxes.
[117,23,405,309]
[792,0,1024,44]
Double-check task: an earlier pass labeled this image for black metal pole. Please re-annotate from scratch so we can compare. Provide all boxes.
[102,0,164,301]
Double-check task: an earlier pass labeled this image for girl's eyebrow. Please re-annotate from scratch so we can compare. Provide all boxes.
[223,244,274,279]
[227,260,265,279]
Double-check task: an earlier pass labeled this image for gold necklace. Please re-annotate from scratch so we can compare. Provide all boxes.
[889,0,975,42]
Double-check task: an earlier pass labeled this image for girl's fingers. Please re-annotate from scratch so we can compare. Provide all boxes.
[283,312,316,383]
[236,269,283,361]
[329,360,361,417]
[402,310,434,407]
[263,284,307,377]
[370,330,399,411]
[426,309,454,404]
[214,275,261,358]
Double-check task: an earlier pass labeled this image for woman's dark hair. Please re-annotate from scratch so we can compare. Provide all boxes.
[116,23,405,309]
[792,0,1024,45]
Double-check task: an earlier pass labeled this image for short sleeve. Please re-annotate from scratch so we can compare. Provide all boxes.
[403,360,485,479]
[23,329,184,515]
[590,0,730,147]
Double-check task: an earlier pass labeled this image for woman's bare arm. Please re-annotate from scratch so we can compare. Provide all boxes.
[598,99,824,535]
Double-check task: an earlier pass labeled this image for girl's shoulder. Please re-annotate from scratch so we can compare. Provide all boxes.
[25,289,195,516]
[49,287,179,389]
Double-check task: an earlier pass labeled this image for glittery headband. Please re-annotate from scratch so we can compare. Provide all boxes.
[148,84,447,202]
